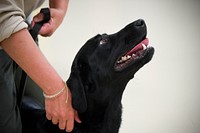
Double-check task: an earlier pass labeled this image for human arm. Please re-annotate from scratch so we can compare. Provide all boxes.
[0,28,80,132]
[0,0,81,132]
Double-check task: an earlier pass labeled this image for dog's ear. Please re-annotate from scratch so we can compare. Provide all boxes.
[67,69,87,113]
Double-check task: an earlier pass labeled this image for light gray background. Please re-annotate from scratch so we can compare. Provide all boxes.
[36,0,200,133]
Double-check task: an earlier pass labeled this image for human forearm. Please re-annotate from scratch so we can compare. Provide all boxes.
[49,0,69,29]
[0,28,64,95]
[49,0,69,15]
[1,27,80,132]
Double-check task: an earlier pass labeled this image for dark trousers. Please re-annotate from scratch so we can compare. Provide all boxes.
[0,50,22,133]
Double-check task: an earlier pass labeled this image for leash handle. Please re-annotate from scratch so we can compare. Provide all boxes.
[29,8,51,41]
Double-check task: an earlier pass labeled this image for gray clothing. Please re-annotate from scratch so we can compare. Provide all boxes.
[0,0,45,132]
[0,0,45,47]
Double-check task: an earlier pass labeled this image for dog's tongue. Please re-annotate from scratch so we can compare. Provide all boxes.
[126,38,149,56]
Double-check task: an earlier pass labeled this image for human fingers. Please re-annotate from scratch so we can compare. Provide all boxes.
[58,119,66,130]
[33,12,44,23]
[46,113,52,120]
[30,12,44,29]
[38,22,54,37]
[65,117,74,132]
[74,111,81,123]
[38,8,63,37]
[31,11,53,36]
[52,117,59,125]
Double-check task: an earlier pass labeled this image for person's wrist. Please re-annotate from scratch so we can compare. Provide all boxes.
[43,82,68,103]
[50,8,65,25]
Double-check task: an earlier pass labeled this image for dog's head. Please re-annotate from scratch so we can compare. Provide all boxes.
[67,19,154,113]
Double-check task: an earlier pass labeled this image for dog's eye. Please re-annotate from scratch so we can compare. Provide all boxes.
[99,38,108,45]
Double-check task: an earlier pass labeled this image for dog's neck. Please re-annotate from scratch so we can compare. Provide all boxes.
[75,84,126,133]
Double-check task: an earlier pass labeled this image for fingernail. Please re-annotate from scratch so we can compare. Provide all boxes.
[77,119,82,123]
[66,129,73,132]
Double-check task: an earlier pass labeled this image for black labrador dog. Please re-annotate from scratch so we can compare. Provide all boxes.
[21,19,154,133]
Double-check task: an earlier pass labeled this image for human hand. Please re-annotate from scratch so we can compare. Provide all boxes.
[45,85,81,132]
[31,8,66,37]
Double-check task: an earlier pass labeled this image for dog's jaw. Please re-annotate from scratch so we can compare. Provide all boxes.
[115,38,152,71]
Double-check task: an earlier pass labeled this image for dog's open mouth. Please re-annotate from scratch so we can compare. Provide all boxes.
[115,38,151,71]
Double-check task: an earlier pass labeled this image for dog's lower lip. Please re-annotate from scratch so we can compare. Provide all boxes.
[115,38,150,71]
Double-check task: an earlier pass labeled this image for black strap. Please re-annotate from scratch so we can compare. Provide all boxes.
[29,8,51,41]
[17,8,51,107]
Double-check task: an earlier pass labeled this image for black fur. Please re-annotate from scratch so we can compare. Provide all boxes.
[21,19,154,133]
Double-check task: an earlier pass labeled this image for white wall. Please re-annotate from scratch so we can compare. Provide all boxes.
[37,0,200,133]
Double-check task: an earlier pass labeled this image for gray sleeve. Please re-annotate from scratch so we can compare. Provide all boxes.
[0,0,28,43]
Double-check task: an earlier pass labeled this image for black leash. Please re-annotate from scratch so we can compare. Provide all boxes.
[29,8,51,41]
[17,8,51,107]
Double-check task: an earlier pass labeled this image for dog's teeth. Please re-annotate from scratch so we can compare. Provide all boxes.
[127,55,131,59]
[122,56,127,61]
[117,59,123,63]
[132,54,136,57]
[142,44,147,50]
[118,55,131,64]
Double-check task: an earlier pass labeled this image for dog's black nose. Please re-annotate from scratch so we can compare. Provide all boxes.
[134,19,145,27]
[123,19,146,32]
